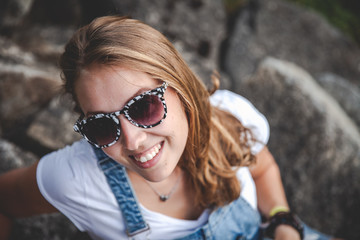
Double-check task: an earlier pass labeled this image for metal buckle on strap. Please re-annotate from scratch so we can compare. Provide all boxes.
[126,223,150,237]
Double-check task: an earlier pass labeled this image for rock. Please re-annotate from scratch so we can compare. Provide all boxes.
[27,94,81,150]
[9,25,75,65]
[0,37,62,136]
[111,0,227,87]
[0,139,37,173]
[0,73,59,127]
[4,0,228,86]
[240,57,360,239]
[3,0,227,88]
[0,0,34,28]
[317,73,360,129]
[24,0,82,26]
[11,214,79,240]
[225,0,360,87]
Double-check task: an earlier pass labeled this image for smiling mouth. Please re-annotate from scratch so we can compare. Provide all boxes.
[133,143,162,163]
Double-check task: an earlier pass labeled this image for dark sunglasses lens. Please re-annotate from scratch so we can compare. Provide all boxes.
[82,117,118,146]
[128,95,164,125]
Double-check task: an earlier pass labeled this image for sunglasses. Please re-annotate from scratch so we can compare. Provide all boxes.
[74,82,168,148]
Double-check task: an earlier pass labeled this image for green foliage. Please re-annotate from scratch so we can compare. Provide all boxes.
[285,0,360,45]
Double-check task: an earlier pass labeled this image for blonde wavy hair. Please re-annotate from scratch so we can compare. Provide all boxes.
[60,16,256,208]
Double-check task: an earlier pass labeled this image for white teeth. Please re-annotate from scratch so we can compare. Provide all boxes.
[135,144,162,163]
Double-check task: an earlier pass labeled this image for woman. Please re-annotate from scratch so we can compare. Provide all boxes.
[0,16,331,239]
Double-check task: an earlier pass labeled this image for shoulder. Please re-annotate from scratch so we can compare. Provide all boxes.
[210,90,267,130]
[210,90,270,153]
[37,140,96,187]
[36,140,99,230]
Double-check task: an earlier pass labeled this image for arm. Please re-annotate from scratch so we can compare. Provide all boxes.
[250,147,301,240]
[0,161,58,238]
[250,147,288,216]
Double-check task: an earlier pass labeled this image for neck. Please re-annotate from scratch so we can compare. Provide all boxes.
[145,169,182,202]
[127,168,205,220]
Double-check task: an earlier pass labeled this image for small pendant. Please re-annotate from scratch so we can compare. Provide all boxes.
[159,195,169,201]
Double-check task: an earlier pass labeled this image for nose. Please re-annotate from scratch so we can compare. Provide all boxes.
[119,116,147,151]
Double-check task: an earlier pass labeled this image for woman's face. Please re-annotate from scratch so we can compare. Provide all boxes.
[75,64,189,182]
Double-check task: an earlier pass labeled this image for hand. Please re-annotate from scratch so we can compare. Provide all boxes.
[274,224,301,240]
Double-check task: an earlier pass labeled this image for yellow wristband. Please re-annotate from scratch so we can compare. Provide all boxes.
[269,206,290,217]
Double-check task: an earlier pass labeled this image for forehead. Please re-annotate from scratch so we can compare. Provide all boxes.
[75,65,159,115]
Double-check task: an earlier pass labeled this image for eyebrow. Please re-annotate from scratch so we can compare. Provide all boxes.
[84,86,154,117]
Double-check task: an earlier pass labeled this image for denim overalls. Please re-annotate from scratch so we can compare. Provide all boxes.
[93,147,332,240]
[93,147,262,240]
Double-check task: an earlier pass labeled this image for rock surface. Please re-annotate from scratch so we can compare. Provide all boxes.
[318,72,360,129]
[224,0,360,88]
[0,139,37,173]
[0,0,359,239]
[26,95,81,150]
[240,57,360,238]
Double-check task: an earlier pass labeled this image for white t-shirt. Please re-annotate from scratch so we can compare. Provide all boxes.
[37,90,269,240]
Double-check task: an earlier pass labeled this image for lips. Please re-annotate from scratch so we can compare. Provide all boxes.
[130,142,163,169]
[133,143,162,163]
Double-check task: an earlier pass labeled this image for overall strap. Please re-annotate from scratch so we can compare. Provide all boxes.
[92,146,150,237]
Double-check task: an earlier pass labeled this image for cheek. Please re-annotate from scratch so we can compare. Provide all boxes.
[165,90,188,127]
[102,145,128,165]
[173,108,189,146]
[166,98,189,137]
[179,112,189,137]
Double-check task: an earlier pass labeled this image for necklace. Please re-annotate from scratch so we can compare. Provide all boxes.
[145,173,182,202]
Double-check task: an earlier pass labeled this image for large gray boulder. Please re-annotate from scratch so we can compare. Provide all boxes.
[240,57,360,239]
[0,37,62,134]
[26,94,81,150]
[4,0,227,88]
[0,139,37,173]
[225,0,360,87]
[11,214,79,240]
[317,73,360,129]
[0,0,34,28]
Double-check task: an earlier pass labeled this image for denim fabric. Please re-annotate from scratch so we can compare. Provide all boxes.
[178,197,261,240]
[94,147,149,237]
[93,147,261,239]
[93,147,330,240]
